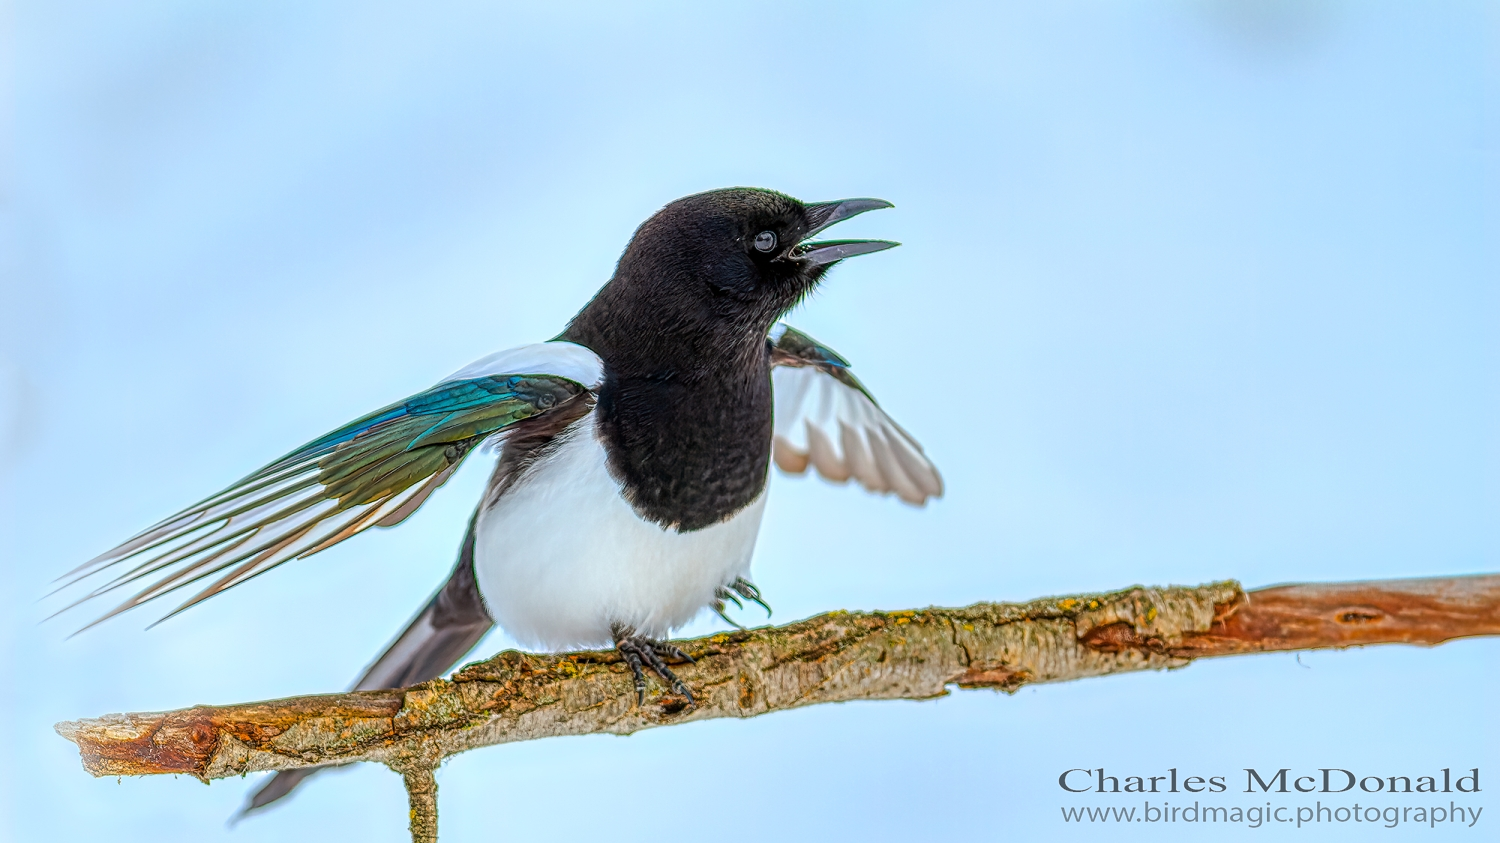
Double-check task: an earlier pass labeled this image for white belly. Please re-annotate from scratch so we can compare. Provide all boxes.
[473,416,767,650]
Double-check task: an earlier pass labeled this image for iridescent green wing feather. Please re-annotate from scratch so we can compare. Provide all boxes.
[57,373,587,630]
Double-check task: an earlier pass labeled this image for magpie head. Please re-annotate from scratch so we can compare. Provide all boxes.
[569,188,895,362]
[631,187,894,324]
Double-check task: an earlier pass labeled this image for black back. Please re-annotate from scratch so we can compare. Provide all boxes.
[562,188,836,531]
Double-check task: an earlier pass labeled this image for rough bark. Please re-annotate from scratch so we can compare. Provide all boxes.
[399,765,438,843]
[56,574,1500,841]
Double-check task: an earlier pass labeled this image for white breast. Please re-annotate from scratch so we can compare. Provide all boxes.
[472,414,767,650]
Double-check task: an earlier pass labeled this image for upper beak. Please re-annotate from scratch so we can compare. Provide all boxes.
[794,198,899,267]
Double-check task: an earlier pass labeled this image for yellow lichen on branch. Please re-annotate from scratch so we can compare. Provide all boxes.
[55,574,1500,842]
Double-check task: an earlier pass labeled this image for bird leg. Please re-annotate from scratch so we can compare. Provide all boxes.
[612,625,694,705]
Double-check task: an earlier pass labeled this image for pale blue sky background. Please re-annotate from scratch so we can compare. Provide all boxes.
[2,2,1496,841]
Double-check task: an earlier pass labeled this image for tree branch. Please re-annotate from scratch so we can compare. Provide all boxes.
[398,764,438,843]
[56,574,1499,841]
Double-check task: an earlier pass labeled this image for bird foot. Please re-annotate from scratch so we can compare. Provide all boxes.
[613,628,694,706]
[712,577,771,628]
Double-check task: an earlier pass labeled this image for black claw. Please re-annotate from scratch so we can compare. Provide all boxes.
[715,586,744,610]
[732,577,772,617]
[618,643,648,705]
[614,632,695,706]
[653,641,693,664]
[713,601,747,630]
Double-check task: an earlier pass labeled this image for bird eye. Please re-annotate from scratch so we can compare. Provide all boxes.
[753,231,777,252]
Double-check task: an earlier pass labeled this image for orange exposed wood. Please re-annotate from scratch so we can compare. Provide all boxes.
[57,574,1498,783]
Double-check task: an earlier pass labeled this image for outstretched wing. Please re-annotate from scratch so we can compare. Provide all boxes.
[769,323,943,505]
[57,342,602,630]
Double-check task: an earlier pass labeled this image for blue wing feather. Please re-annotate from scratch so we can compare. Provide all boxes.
[56,373,589,631]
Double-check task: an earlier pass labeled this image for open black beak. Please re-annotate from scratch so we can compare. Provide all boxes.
[795,198,898,267]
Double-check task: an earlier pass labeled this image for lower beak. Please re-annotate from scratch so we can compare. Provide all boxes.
[796,198,899,267]
[794,239,899,266]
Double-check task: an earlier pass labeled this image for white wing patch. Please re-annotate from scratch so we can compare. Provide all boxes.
[771,365,943,505]
[445,341,603,388]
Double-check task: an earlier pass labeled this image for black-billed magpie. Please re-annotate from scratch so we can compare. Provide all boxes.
[54,187,942,811]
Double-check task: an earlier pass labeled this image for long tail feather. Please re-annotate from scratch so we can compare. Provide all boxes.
[236,521,492,818]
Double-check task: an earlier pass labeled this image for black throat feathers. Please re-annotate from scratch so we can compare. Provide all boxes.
[556,188,850,531]
[563,316,773,533]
